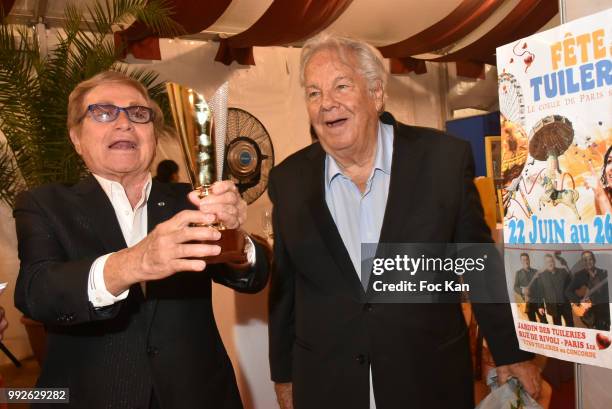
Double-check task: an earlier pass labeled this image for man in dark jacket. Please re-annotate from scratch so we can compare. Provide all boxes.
[14,71,269,409]
[530,254,573,327]
[268,33,541,409]
[514,253,547,323]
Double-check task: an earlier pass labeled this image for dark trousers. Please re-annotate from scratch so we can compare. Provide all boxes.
[526,304,548,323]
[550,303,574,327]
[588,304,611,331]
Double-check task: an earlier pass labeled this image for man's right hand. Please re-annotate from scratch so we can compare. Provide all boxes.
[104,210,222,295]
[274,382,293,409]
[538,307,546,316]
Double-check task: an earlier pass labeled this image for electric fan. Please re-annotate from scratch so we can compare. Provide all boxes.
[224,108,274,204]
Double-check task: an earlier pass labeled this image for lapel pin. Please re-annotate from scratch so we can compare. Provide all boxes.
[157,201,165,207]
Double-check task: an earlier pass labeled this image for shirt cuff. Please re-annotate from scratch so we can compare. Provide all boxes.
[88,253,129,308]
[245,235,257,266]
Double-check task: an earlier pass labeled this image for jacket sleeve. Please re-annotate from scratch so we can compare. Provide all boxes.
[513,270,523,298]
[210,238,270,294]
[267,171,296,383]
[13,190,122,326]
[528,275,544,305]
[452,143,534,366]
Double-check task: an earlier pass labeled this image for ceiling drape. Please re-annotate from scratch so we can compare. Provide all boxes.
[98,0,556,77]
[433,0,557,64]
[0,0,15,15]
[114,0,232,60]
[214,0,353,65]
[388,0,557,77]
[378,0,502,58]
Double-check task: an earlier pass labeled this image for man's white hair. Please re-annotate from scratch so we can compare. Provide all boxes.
[299,32,387,95]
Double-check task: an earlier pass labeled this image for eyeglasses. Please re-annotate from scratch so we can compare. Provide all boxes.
[82,104,155,124]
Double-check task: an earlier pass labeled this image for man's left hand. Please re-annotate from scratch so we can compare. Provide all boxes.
[189,181,247,229]
[496,360,542,399]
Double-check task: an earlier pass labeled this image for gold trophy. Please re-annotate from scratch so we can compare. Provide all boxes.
[166,82,246,264]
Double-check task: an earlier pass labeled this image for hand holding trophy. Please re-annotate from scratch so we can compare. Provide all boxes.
[166,82,247,264]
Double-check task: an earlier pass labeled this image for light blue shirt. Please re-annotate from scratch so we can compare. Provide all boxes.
[324,121,394,285]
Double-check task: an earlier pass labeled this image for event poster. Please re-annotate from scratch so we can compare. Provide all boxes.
[496,8,612,368]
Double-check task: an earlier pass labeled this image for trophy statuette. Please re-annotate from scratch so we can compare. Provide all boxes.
[166,82,246,264]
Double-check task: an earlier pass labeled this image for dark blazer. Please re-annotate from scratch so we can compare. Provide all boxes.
[530,268,571,313]
[268,114,532,409]
[14,176,269,409]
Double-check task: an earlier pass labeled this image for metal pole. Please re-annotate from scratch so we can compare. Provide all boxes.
[35,20,48,59]
[574,362,583,409]
[559,0,567,24]
[438,62,451,129]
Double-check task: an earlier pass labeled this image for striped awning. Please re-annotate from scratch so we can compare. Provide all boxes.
[4,0,559,77]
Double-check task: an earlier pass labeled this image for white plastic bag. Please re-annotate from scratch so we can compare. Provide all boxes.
[475,369,542,409]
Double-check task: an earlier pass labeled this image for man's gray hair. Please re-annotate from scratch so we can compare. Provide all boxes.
[299,32,387,93]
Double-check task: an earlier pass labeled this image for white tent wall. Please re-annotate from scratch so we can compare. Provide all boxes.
[447,64,500,114]
[0,131,33,365]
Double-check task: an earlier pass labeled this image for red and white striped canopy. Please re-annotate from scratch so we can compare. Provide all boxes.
[4,0,558,76]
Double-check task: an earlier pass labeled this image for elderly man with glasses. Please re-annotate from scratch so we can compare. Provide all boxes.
[14,70,269,409]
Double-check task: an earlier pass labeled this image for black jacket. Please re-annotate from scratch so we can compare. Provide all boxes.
[530,267,572,311]
[268,114,532,409]
[14,176,269,409]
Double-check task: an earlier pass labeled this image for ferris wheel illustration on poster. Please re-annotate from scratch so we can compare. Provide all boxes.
[498,72,526,128]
